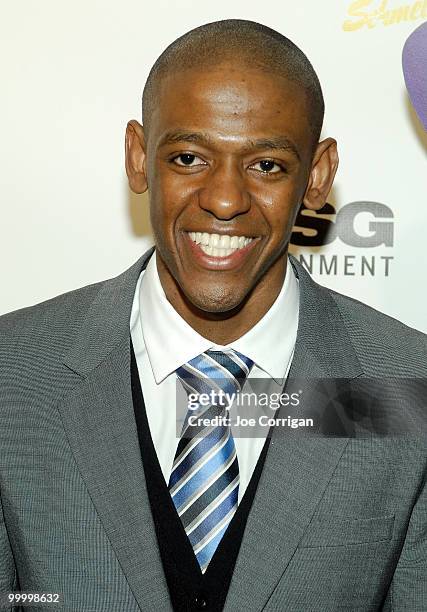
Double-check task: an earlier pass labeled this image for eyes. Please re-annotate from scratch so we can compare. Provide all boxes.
[170,153,286,176]
[173,154,205,168]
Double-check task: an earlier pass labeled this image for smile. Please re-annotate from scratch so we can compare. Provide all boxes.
[187,232,254,257]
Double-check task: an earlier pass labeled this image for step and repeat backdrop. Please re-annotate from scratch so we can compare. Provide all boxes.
[1,1,426,332]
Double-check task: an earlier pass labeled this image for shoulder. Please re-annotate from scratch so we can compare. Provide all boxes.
[0,279,103,348]
[290,256,426,376]
[0,284,106,417]
[0,249,152,398]
[327,286,427,375]
[0,248,153,350]
[0,280,105,395]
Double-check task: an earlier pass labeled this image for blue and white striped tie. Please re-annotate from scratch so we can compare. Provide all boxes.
[168,348,254,573]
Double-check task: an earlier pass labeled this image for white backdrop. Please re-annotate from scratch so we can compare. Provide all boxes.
[1,0,426,332]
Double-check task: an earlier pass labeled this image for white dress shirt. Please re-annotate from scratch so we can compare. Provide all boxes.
[130,249,299,503]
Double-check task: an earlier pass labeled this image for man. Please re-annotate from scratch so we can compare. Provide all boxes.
[0,19,426,612]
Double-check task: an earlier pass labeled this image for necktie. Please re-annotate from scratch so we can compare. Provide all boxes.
[168,348,254,573]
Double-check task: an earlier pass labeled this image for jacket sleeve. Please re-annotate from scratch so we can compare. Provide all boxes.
[384,473,427,611]
[0,488,17,611]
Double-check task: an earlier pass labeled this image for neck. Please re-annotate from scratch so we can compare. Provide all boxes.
[157,255,288,345]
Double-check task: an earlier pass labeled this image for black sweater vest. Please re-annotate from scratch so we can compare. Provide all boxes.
[130,339,272,611]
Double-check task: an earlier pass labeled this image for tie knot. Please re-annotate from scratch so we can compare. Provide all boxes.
[176,348,254,400]
[205,348,254,379]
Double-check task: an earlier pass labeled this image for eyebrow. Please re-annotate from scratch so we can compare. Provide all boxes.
[159,130,213,147]
[158,130,301,161]
[246,137,301,161]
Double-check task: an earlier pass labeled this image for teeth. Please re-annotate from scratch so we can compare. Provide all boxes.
[219,235,230,248]
[187,231,254,257]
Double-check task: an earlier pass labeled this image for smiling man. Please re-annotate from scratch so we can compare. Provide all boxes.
[0,19,426,612]
[125,24,334,345]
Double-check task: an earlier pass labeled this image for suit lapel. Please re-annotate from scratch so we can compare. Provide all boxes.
[59,338,170,610]
[59,246,171,611]
[224,256,364,611]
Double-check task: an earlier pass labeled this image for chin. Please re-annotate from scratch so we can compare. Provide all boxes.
[184,284,248,315]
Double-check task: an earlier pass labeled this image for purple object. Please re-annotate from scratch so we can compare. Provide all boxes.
[402,21,427,130]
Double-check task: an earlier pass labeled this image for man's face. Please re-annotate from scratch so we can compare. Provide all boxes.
[129,61,335,315]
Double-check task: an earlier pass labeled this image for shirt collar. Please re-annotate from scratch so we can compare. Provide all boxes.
[139,249,299,384]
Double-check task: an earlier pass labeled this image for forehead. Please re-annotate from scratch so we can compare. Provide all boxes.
[148,62,312,153]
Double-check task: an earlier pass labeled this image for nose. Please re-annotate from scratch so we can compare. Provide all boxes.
[198,160,251,220]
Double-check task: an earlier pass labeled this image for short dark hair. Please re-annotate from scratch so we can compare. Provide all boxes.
[142,19,325,146]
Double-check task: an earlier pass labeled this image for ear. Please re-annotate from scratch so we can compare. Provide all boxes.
[303,137,339,210]
[125,120,148,194]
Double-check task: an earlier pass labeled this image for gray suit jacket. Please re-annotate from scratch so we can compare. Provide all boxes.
[0,247,426,611]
